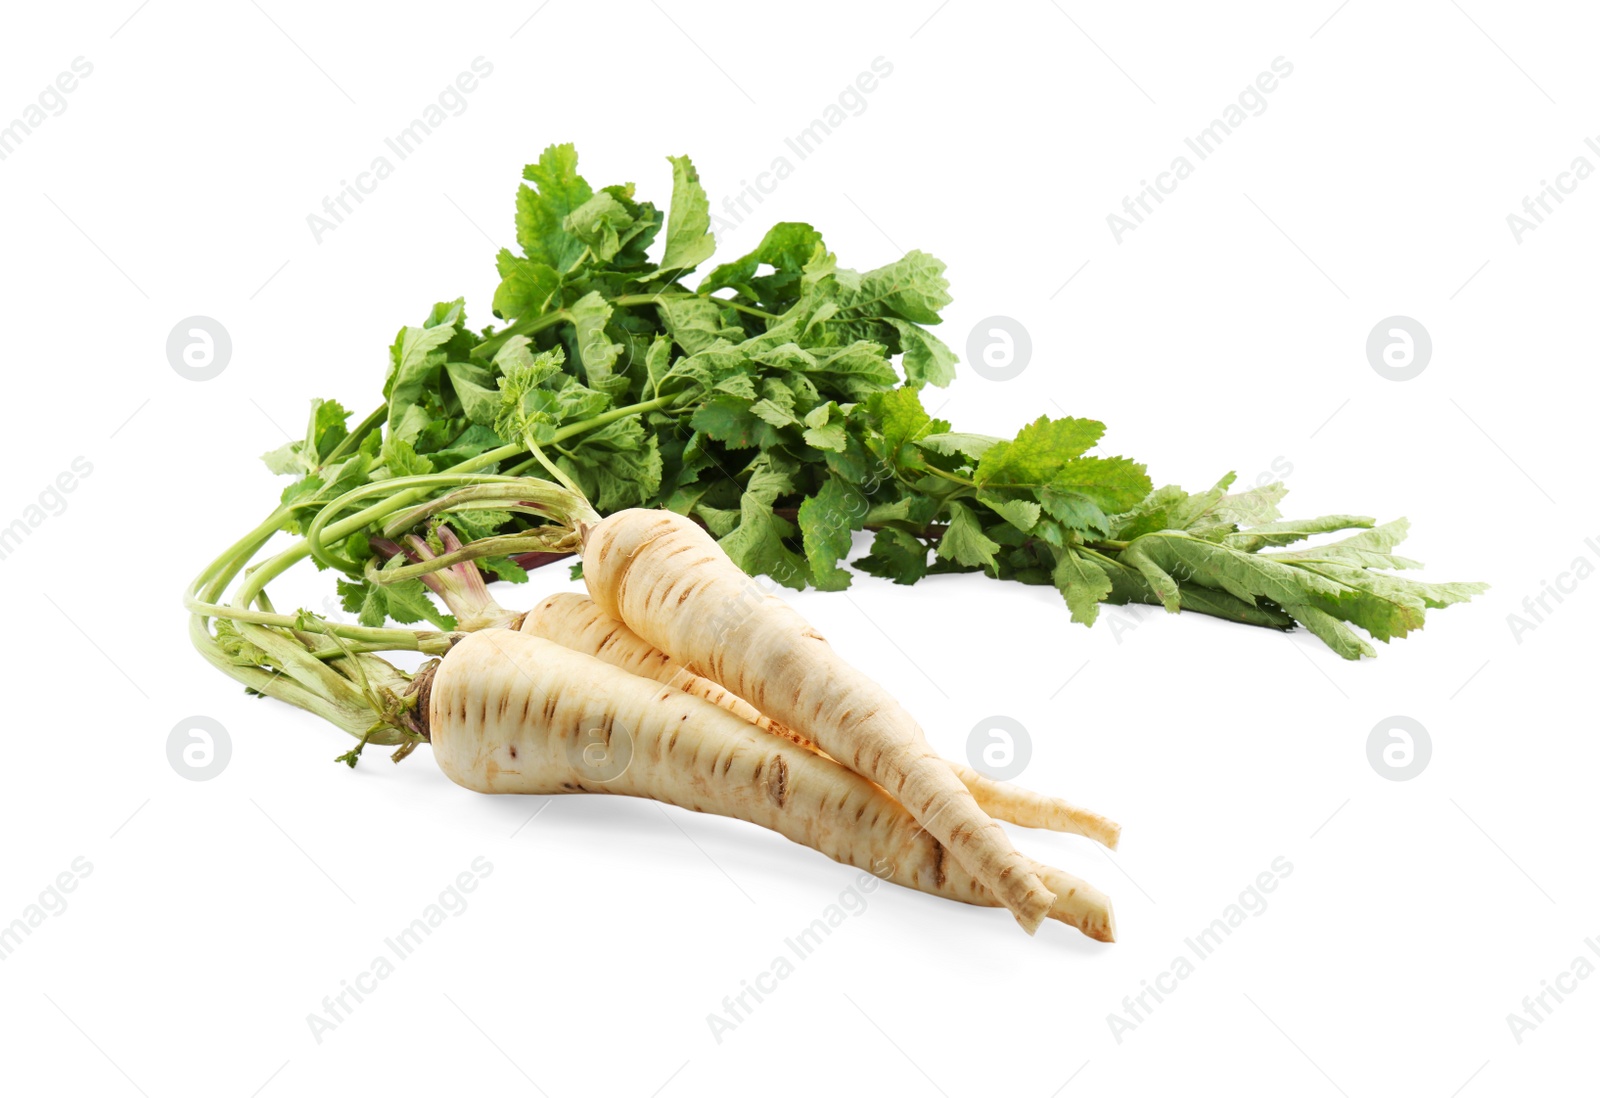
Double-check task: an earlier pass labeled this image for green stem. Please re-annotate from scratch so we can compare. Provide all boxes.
[185,597,455,653]
[470,309,573,361]
[522,429,584,496]
[551,391,684,443]
[922,466,977,489]
[300,474,550,578]
[366,532,564,585]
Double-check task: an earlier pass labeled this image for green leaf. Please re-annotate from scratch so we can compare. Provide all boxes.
[563,189,639,263]
[857,250,952,325]
[975,415,1106,485]
[869,386,941,462]
[449,508,513,541]
[491,251,560,320]
[380,436,433,478]
[1224,515,1375,553]
[798,477,862,591]
[699,222,823,310]
[1118,541,1181,613]
[1131,530,1343,607]
[385,300,463,443]
[801,402,848,452]
[657,296,739,355]
[937,501,1000,570]
[886,319,957,388]
[856,527,929,584]
[659,155,716,273]
[976,491,1040,533]
[806,341,900,399]
[918,432,1002,461]
[260,398,352,477]
[643,335,675,397]
[381,577,456,630]
[718,458,809,589]
[1039,456,1154,531]
[444,361,502,425]
[336,574,455,631]
[1110,484,1190,540]
[565,417,663,511]
[568,291,626,396]
[690,394,782,450]
[516,143,592,271]
[482,556,529,584]
[1051,546,1113,625]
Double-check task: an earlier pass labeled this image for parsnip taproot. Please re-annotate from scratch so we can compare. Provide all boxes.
[519,591,1121,849]
[428,630,1115,941]
[580,508,1057,933]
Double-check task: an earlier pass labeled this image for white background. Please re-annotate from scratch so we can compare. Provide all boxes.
[2,2,1595,1095]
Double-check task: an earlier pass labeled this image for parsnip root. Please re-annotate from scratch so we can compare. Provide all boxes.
[581,509,1057,931]
[519,591,1120,849]
[428,630,1114,941]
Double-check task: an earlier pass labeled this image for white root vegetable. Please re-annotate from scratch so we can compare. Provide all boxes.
[580,508,1056,932]
[519,591,1121,849]
[427,630,1115,941]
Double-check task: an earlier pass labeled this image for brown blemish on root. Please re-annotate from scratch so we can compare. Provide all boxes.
[767,755,788,808]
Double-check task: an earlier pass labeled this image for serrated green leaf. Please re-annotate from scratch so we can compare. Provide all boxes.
[798,476,862,591]
[563,190,639,263]
[444,361,502,426]
[659,155,716,273]
[936,501,1000,570]
[976,491,1041,533]
[1118,541,1181,612]
[516,143,592,271]
[568,291,625,395]
[1051,546,1113,625]
[1224,515,1375,553]
[492,251,560,320]
[975,415,1105,485]
[856,527,929,584]
[918,432,1002,461]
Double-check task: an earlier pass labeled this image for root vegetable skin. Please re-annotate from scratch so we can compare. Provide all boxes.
[519,592,1121,849]
[428,630,1114,940]
[580,508,1057,933]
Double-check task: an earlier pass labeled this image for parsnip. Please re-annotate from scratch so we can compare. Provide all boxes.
[428,630,1115,941]
[519,591,1121,849]
[581,508,1057,933]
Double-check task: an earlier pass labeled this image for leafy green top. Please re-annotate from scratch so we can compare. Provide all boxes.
[259,145,1483,659]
